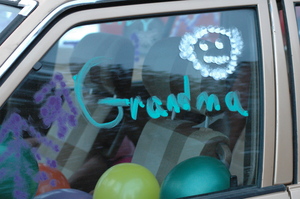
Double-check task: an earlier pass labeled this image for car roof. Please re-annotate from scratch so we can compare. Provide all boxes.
[0,0,175,70]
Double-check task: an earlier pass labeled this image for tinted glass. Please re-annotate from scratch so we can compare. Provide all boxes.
[0,8,261,198]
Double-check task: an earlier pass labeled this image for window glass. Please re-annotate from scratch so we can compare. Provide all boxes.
[0,4,20,33]
[295,6,300,37]
[0,8,261,198]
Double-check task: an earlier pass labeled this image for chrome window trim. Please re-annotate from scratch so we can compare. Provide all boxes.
[18,0,38,16]
[0,0,103,79]
[0,0,38,56]
[0,0,38,16]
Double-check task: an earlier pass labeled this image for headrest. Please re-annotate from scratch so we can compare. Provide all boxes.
[69,32,134,97]
[142,37,228,115]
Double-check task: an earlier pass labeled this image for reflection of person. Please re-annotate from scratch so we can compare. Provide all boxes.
[68,136,135,192]
[123,18,164,64]
[123,18,165,81]
[68,155,108,193]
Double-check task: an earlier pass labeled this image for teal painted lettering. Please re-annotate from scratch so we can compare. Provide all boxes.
[177,75,191,111]
[196,92,221,112]
[126,20,135,26]
[141,19,154,31]
[146,96,168,119]
[167,94,180,113]
[75,63,249,130]
[130,96,145,120]
[225,91,248,117]
[73,57,124,128]
[106,21,123,25]
[98,98,130,106]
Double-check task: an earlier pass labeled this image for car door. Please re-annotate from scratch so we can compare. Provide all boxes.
[0,0,294,198]
[280,0,300,198]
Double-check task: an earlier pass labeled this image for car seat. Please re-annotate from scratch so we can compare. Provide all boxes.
[38,32,135,180]
[131,36,231,184]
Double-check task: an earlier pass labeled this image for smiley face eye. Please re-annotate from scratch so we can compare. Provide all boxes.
[199,40,209,51]
[215,39,224,49]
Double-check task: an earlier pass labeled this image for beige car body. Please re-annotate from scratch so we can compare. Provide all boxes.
[0,0,300,198]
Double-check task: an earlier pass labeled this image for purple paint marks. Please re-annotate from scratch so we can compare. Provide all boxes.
[46,158,57,168]
[0,72,78,198]
[13,173,29,199]
[34,72,78,140]
[0,113,36,199]
[39,171,48,181]
[50,179,57,187]
[13,190,28,199]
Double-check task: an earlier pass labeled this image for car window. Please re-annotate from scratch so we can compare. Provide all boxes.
[0,0,37,45]
[0,4,19,33]
[0,8,261,198]
[295,6,300,36]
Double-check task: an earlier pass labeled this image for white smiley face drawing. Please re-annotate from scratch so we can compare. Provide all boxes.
[179,26,243,80]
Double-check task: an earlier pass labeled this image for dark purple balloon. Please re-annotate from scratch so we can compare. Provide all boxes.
[34,189,92,199]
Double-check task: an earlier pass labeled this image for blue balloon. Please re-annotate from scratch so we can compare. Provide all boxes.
[34,189,92,199]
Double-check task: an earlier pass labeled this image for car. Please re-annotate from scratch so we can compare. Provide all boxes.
[0,0,299,198]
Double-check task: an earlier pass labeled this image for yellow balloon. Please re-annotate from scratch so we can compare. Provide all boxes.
[93,163,160,199]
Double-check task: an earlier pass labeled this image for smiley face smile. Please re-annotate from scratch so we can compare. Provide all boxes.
[203,55,230,65]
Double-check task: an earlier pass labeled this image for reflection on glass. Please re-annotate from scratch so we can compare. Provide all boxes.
[0,4,20,33]
[295,6,300,37]
[0,8,261,198]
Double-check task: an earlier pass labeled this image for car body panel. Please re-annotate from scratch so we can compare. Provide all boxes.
[0,0,298,198]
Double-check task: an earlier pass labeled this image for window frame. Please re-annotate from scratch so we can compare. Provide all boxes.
[268,0,294,186]
[0,0,38,44]
[0,0,291,197]
[282,0,300,186]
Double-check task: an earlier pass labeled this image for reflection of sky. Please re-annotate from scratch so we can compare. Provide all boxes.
[0,5,20,33]
[58,24,100,47]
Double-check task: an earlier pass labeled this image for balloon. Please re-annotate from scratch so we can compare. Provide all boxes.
[36,163,70,195]
[0,137,39,199]
[160,156,231,199]
[93,163,160,199]
[34,189,92,199]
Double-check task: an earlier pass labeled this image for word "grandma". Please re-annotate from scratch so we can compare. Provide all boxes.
[74,57,248,129]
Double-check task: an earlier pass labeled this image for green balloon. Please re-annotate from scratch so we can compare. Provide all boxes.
[160,156,231,199]
[0,135,39,199]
